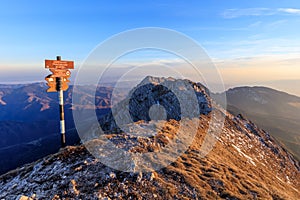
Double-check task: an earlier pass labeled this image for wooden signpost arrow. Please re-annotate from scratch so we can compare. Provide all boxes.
[45,56,74,147]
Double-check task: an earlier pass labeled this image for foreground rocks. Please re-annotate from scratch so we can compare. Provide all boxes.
[0,111,299,199]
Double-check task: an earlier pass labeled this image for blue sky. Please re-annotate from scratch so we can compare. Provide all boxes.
[0,0,300,94]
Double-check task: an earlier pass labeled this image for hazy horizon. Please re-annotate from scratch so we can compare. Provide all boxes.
[1,75,300,98]
[1,1,300,95]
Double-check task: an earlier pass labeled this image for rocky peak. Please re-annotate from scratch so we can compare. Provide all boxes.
[100,76,212,132]
[0,77,299,199]
[139,76,177,85]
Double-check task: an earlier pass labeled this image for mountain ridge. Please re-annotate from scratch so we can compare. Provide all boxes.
[1,107,299,199]
[1,76,299,199]
[1,81,299,172]
[0,83,119,175]
[214,86,300,161]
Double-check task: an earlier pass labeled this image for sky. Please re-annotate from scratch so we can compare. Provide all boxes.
[0,0,300,95]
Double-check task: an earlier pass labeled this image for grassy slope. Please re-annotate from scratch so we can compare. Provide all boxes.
[227,104,300,161]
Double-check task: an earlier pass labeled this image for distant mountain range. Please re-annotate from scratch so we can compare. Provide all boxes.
[0,81,299,176]
[1,77,299,199]
[0,83,120,175]
[214,86,300,160]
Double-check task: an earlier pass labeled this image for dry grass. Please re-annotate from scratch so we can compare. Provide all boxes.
[1,111,299,199]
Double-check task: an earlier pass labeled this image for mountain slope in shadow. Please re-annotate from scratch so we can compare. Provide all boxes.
[214,86,300,161]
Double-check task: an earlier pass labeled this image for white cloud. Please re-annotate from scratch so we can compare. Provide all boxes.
[203,36,300,60]
[278,8,300,15]
[222,8,300,18]
[222,8,275,18]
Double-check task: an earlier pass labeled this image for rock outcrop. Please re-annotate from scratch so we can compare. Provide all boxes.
[100,76,212,132]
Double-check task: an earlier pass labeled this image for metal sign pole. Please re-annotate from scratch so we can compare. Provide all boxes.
[58,79,66,147]
[56,56,66,147]
[45,56,73,148]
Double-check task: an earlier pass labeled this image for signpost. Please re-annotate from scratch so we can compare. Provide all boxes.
[45,56,74,147]
[45,59,74,69]
[49,69,71,77]
[45,74,57,92]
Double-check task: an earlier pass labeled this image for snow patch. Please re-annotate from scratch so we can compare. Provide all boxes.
[232,145,256,166]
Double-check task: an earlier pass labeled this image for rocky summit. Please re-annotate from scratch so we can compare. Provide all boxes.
[99,76,212,132]
[0,77,299,199]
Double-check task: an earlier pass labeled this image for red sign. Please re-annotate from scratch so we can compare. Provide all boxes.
[49,69,71,77]
[45,60,74,69]
[45,74,57,92]
[45,57,73,92]
[45,74,70,92]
